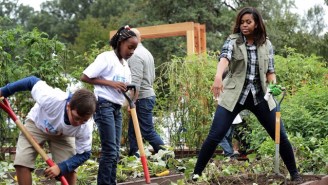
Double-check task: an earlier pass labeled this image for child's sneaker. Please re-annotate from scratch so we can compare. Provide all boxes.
[233,150,240,155]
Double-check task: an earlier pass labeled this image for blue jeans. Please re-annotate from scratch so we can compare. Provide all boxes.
[219,124,236,157]
[194,93,298,177]
[94,97,122,185]
[128,96,164,156]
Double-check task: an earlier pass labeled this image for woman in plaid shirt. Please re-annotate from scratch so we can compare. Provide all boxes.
[192,7,301,182]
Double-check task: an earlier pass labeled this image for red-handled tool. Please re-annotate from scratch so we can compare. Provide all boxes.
[123,85,151,184]
[0,97,69,185]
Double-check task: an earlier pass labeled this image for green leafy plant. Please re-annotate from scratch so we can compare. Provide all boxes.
[77,160,98,185]
[154,54,217,150]
[0,161,15,184]
[283,84,328,139]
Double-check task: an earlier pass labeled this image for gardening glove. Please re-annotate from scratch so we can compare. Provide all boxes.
[268,83,283,96]
[264,83,285,101]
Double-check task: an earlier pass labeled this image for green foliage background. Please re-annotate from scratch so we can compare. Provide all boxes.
[0,0,328,183]
[0,27,327,184]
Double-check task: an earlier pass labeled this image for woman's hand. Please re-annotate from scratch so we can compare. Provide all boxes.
[211,75,224,99]
[212,58,229,99]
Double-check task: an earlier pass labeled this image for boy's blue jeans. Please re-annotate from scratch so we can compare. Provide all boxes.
[94,97,122,185]
[194,93,298,177]
[128,96,164,156]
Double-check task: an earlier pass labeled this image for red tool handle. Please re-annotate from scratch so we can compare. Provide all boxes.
[46,159,69,184]
[0,97,18,122]
[0,97,69,185]
[130,108,151,184]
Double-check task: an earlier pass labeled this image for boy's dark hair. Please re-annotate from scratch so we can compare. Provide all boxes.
[233,7,267,46]
[109,25,137,50]
[70,88,97,116]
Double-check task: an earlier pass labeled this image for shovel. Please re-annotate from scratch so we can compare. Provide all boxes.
[123,85,158,185]
[267,87,287,185]
[0,97,69,185]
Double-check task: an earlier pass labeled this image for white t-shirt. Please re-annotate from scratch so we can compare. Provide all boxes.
[83,51,131,105]
[27,81,93,154]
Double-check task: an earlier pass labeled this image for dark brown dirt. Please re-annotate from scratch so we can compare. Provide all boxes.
[6,171,325,185]
[203,174,323,185]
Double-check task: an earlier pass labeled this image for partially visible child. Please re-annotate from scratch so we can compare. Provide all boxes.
[218,114,243,157]
[81,25,138,185]
[0,76,97,185]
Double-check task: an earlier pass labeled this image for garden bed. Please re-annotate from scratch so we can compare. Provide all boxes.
[118,173,184,185]
[2,149,327,185]
[115,173,328,185]
[4,170,327,185]
[300,175,328,185]
[201,174,327,185]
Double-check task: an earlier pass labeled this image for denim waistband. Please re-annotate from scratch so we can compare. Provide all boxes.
[97,96,121,107]
[139,96,156,100]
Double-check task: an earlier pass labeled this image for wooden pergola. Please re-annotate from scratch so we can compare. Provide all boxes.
[109,22,206,55]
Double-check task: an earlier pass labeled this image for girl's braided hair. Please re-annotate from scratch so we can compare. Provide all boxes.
[109,25,136,50]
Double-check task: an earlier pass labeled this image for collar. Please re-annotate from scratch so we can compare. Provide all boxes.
[64,94,72,125]
[236,33,256,46]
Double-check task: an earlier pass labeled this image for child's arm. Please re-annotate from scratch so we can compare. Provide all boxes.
[0,76,40,97]
[57,151,91,175]
[81,74,127,92]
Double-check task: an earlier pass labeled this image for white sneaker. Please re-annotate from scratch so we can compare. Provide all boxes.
[191,174,200,181]
[233,151,240,155]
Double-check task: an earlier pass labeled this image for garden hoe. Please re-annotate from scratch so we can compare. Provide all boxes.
[0,97,69,185]
[123,85,158,185]
[265,84,287,185]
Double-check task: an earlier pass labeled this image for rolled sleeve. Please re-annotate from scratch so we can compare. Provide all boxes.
[267,40,275,73]
[219,38,235,62]
[58,151,91,175]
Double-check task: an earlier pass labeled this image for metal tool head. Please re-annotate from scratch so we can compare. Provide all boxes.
[123,84,137,108]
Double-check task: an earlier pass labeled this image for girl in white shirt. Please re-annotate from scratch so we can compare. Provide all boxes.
[81,25,138,185]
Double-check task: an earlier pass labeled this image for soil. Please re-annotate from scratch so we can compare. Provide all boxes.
[117,173,326,185]
[5,171,325,185]
[200,174,323,185]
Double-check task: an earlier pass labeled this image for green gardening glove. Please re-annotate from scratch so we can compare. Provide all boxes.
[268,83,283,96]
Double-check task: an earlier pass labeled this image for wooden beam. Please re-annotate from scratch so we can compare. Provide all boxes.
[108,22,206,55]
[109,22,195,40]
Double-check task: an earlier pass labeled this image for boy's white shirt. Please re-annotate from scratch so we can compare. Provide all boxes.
[27,81,93,154]
[82,51,131,105]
